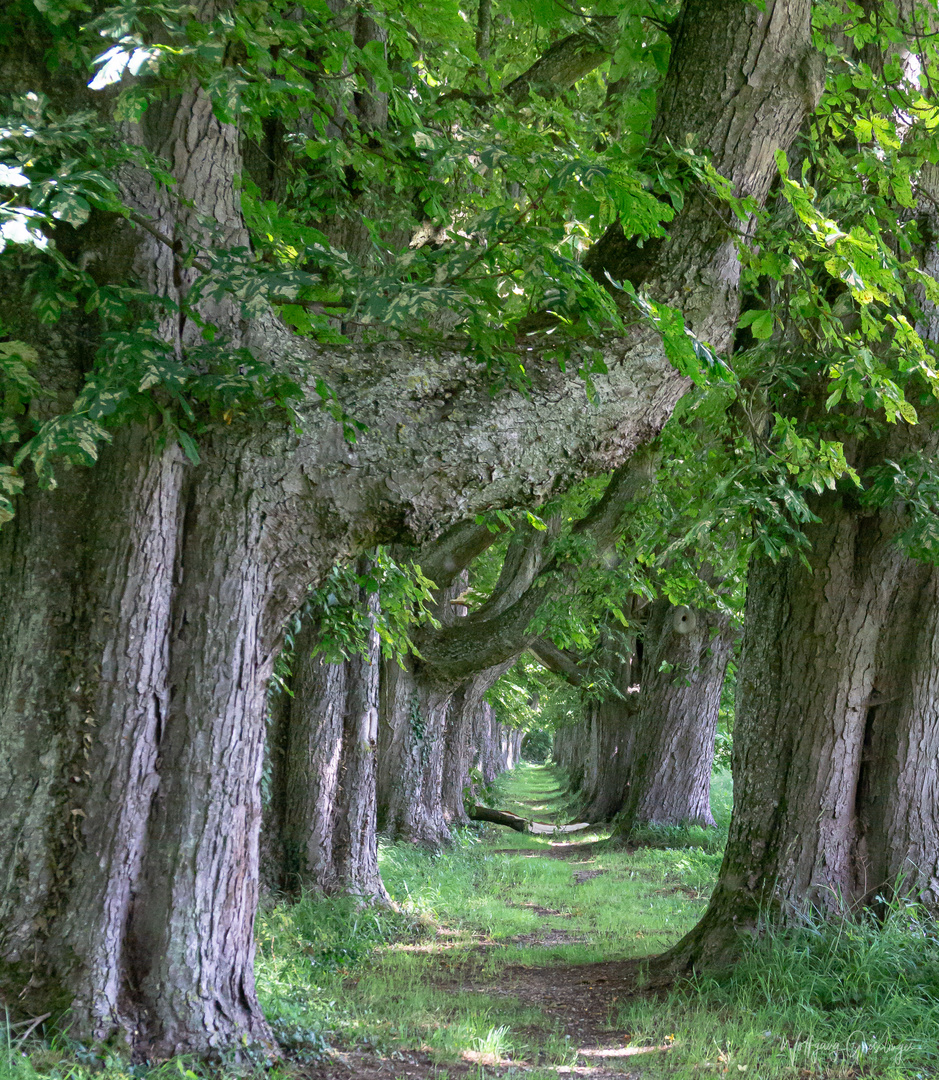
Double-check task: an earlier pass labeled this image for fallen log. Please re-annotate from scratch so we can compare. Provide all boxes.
[468,806,593,835]
[468,805,528,831]
[529,821,591,835]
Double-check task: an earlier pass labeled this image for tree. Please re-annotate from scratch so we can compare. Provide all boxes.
[663,4,939,971]
[264,570,387,903]
[377,570,477,846]
[668,450,939,970]
[534,597,734,831]
[0,0,818,1053]
[549,627,640,824]
[611,598,735,835]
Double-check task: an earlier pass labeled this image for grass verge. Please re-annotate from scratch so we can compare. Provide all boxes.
[6,763,939,1080]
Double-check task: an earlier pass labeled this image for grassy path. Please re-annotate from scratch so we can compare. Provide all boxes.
[257,764,939,1080]
[264,764,723,1080]
[7,765,938,1080]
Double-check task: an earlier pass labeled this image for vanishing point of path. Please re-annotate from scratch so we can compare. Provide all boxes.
[303,765,714,1080]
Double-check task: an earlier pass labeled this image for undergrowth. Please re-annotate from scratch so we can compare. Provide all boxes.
[5,763,939,1080]
[622,898,939,1078]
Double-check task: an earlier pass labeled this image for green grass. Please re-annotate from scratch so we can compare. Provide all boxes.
[617,898,939,1079]
[8,762,939,1079]
[252,764,723,1070]
[481,763,573,822]
[253,763,939,1078]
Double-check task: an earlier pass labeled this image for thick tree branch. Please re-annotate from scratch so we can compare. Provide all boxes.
[504,19,618,103]
[584,0,823,346]
[468,805,528,831]
[441,14,619,111]
[251,310,682,643]
[415,519,502,590]
[468,515,559,622]
[409,445,657,683]
[571,445,658,548]
[475,0,492,62]
[529,637,586,686]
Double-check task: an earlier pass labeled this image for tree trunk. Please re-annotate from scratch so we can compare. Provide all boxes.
[514,728,524,765]
[440,661,514,825]
[478,704,503,785]
[855,558,939,908]
[614,601,735,835]
[664,144,939,971]
[501,726,523,770]
[267,623,345,896]
[583,0,822,352]
[553,721,589,792]
[265,583,386,902]
[578,701,637,824]
[0,429,181,1037]
[375,573,472,847]
[0,427,285,1054]
[441,687,474,827]
[376,570,525,846]
[665,493,924,971]
[377,658,452,846]
[330,596,387,900]
[468,806,528,831]
[575,633,641,823]
[125,447,285,1057]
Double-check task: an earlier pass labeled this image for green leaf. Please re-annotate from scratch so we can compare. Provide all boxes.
[177,431,201,465]
[750,311,774,340]
[49,192,91,226]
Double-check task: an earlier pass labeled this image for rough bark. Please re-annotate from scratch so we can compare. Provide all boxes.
[126,446,282,1057]
[666,478,939,972]
[574,631,641,824]
[376,658,452,846]
[504,20,618,104]
[267,622,344,896]
[476,703,502,785]
[468,806,527,831]
[0,429,181,1034]
[614,601,735,835]
[329,596,387,900]
[265,586,386,902]
[855,559,939,908]
[583,0,823,354]
[539,602,732,830]
[578,701,638,825]
[440,684,474,827]
[375,570,470,846]
[0,78,282,1053]
[666,147,939,973]
[553,720,589,792]
[440,661,514,825]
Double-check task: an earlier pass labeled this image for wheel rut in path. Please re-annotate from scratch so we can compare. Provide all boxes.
[303,952,671,1080]
[300,771,682,1079]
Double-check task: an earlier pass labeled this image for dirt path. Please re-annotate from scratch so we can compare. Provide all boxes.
[302,950,669,1079]
[298,798,677,1078]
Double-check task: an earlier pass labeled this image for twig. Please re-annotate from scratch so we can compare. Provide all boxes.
[124,210,212,274]
[7,1013,51,1040]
